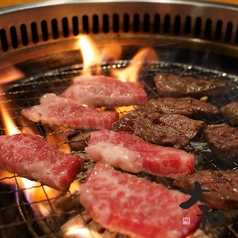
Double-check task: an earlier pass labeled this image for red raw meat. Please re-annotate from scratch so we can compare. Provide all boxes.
[21,93,119,130]
[0,133,83,191]
[85,130,194,178]
[80,162,201,238]
[61,75,148,106]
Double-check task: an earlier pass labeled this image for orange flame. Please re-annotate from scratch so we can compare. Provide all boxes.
[78,35,121,75]
[112,47,158,82]
[0,63,24,84]
[0,102,20,135]
[64,227,103,238]
[0,91,80,217]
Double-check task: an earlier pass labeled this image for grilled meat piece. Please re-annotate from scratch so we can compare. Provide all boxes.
[80,162,201,238]
[61,75,147,106]
[0,133,83,191]
[112,110,206,148]
[142,97,219,119]
[173,169,238,210]
[154,73,227,98]
[220,102,238,126]
[85,130,195,178]
[21,93,119,130]
[204,123,238,161]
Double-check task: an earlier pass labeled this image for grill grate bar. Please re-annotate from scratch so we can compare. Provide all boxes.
[1,61,238,237]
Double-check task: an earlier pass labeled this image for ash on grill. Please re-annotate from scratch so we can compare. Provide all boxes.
[1,61,238,238]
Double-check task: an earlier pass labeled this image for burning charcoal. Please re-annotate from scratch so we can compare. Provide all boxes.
[67,130,90,151]
[112,109,206,148]
[220,102,238,126]
[204,123,238,163]
[142,97,219,120]
[154,73,227,98]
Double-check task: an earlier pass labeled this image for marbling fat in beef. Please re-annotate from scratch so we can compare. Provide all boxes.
[61,75,148,106]
[80,162,201,238]
[0,133,83,191]
[85,130,195,178]
[21,93,119,130]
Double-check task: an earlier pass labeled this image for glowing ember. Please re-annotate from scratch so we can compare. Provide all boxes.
[112,47,158,82]
[78,35,121,75]
[64,227,103,238]
[43,125,70,153]
[115,105,137,115]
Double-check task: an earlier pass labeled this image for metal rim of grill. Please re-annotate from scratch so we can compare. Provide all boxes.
[1,0,238,237]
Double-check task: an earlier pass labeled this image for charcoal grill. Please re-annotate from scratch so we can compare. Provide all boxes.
[1,0,238,237]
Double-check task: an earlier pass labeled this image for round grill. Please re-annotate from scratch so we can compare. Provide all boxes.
[1,1,238,237]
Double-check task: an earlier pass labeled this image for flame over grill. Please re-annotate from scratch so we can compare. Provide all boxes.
[0,12,238,238]
[0,35,163,237]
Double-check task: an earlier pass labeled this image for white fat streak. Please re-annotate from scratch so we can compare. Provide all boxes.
[40,93,75,105]
[84,166,197,238]
[85,142,142,173]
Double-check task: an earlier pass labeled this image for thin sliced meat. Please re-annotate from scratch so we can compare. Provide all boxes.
[80,162,201,238]
[85,130,195,178]
[154,73,227,98]
[173,169,238,210]
[21,93,119,130]
[61,75,147,106]
[112,110,206,148]
[143,97,219,119]
[0,133,83,191]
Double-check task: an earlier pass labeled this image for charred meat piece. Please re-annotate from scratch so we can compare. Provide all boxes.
[85,130,195,178]
[21,93,119,130]
[154,73,227,98]
[80,162,201,238]
[0,133,83,191]
[112,110,206,148]
[142,97,219,119]
[61,75,147,106]
[173,169,238,210]
[204,123,238,161]
[220,102,238,126]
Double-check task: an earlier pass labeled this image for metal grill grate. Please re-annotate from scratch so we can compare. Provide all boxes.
[1,61,238,237]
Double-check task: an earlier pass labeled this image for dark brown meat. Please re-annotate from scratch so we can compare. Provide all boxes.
[154,73,227,98]
[220,102,238,126]
[112,110,206,148]
[173,169,238,210]
[204,123,238,161]
[142,97,219,119]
